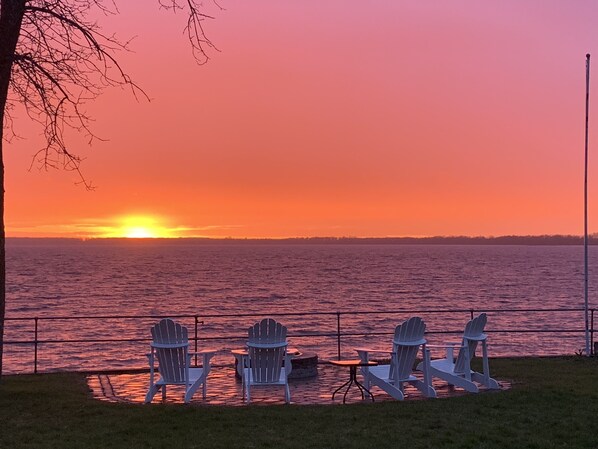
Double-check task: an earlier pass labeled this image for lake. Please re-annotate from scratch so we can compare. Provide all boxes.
[3,239,596,373]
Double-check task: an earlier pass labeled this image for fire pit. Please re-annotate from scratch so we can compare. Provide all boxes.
[288,350,318,379]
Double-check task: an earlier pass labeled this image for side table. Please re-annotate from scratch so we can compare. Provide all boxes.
[330,359,378,403]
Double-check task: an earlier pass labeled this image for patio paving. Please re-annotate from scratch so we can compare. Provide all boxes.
[87,362,510,406]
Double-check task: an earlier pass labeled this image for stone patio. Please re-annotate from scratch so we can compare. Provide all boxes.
[87,363,510,406]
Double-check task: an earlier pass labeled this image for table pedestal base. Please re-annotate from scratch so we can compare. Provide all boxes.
[331,365,375,404]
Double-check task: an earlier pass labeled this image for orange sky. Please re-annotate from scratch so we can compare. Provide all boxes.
[6,1,598,238]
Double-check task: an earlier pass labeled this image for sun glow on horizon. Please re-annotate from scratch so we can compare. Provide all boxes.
[100,215,175,238]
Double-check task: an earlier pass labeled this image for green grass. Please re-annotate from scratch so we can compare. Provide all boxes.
[2,357,598,448]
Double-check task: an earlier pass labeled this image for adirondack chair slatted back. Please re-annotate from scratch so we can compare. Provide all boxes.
[151,318,189,383]
[247,318,287,384]
[390,316,426,382]
[454,313,487,374]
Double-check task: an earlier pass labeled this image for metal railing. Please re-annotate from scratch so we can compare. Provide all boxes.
[3,307,595,374]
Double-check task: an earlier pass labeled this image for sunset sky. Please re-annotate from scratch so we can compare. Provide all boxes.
[6,1,598,238]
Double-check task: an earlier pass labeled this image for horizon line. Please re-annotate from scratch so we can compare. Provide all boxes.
[5,234,597,241]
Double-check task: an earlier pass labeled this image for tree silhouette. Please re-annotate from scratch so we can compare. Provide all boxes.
[0,0,218,377]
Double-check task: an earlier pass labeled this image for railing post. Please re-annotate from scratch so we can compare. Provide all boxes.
[194,316,199,366]
[34,317,39,374]
[336,312,341,360]
[591,309,595,356]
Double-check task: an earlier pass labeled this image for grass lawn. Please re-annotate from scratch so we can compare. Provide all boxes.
[1,357,598,448]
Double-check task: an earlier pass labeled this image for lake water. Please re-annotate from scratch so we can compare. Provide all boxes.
[3,239,596,373]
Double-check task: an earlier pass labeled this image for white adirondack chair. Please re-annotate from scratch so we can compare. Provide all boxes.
[145,318,216,404]
[417,313,500,393]
[356,316,436,400]
[242,318,292,403]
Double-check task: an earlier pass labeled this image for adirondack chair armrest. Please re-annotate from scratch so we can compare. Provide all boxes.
[426,343,466,361]
[189,349,218,360]
[355,347,391,363]
[426,343,466,348]
[355,347,391,354]
[193,349,218,356]
[464,333,488,342]
[189,350,217,366]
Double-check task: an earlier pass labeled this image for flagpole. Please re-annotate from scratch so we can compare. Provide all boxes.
[584,53,591,356]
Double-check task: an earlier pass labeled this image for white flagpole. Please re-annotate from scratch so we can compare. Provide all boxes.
[584,53,591,356]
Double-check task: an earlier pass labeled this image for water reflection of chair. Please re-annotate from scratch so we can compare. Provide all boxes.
[356,316,436,400]
[145,318,215,403]
[242,318,292,403]
[418,313,500,392]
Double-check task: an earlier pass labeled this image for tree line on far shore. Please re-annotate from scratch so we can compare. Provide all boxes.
[6,235,598,245]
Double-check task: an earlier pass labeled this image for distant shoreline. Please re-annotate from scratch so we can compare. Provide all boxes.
[5,235,598,245]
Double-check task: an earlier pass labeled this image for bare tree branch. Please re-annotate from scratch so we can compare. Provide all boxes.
[4,0,218,188]
[158,0,221,65]
[0,0,220,376]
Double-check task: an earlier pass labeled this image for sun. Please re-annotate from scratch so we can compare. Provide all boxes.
[101,215,175,238]
[124,226,157,238]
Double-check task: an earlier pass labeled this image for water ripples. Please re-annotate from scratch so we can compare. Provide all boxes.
[3,241,597,373]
